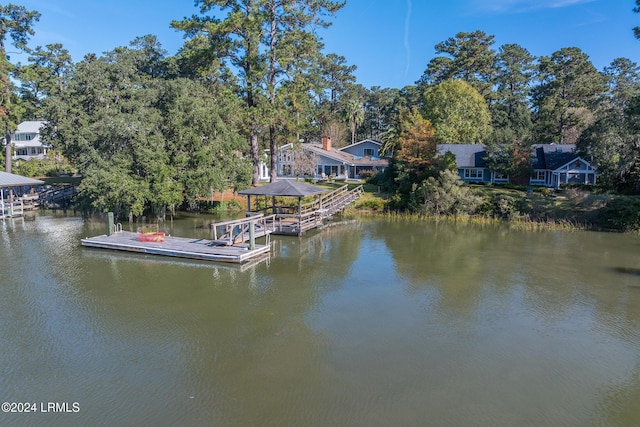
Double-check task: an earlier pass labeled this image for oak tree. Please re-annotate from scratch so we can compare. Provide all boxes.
[422,79,491,145]
[0,4,40,172]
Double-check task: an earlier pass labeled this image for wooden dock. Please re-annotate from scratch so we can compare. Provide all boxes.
[1,196,39,219]
[270,184,363,235]
[81,230,270,264]
[1,200,25,219]
[238,184,364,236]
[211,214,276,245]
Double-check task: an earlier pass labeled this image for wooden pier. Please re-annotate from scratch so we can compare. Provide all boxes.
[1,172,45,219]
[82,215,273,264]
[238,182,364,236]
[1,200,23,219]
[1,195,40,219]
[211,214,276,246]
[269,184,364,235]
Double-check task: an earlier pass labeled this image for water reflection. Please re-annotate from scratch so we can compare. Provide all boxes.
[1,213,640,426]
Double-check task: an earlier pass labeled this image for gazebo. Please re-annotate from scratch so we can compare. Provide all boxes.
[0,171,44,218]
[238,180,328,236]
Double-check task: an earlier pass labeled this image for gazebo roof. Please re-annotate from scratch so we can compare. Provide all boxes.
[0,171,44,188]
[238,180,327,197]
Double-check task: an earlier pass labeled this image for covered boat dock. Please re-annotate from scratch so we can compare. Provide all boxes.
[1,171,44,219]
[237,180,363,236]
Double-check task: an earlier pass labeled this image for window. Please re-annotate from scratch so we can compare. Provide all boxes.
[363,148,375,157]
[493,172,508,182]
[533,170,545,181]
[278,151,293,162]
[464,169,483,180]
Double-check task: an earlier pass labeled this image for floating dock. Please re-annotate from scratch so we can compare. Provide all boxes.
[81,231,270,264]
[82,214,274,264]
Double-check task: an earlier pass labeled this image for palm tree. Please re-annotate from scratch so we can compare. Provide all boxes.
[344,99,364,144]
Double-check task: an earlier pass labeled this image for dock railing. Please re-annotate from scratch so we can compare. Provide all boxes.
[211,214,276,246]
[272,210,324,234]
[19,194,39,210]
[1,199,24,219]
[279,185,364,235]
[301,184,364,218]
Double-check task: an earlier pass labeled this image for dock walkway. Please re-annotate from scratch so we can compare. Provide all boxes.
[269,184,364,236]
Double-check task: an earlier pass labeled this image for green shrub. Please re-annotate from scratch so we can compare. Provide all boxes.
[358,169,375,179]
[539,187,554,197]
[354,197,385,211]
[420,169,483,216]
[215,200,242,212]
[362,183,380,193]
[367,166,396,193]
[14,158,77,178]
[503,183,528,191]
[493,194,517,218]
[599,196,640,231]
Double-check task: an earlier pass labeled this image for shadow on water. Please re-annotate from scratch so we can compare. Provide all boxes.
[81,247,270,272]
[612,266,640,277]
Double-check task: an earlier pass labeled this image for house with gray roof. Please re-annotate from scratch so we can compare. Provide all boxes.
[437,144,509,184]
[437,143,597,189]
[531,144,597,189]
[276,138,388,180]
[11,121,49,161]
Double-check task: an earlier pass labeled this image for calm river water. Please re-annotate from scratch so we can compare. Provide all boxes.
[1,212,640,426]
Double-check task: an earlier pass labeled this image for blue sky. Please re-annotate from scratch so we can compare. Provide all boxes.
[11,0,640,89]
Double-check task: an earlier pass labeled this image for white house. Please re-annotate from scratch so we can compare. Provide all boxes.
[11,121,49,161]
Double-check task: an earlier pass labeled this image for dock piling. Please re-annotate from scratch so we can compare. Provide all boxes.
[108,212,114,236]
[249,220,256,250]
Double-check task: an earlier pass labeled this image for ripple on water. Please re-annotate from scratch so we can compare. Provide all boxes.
[4,215,640,426]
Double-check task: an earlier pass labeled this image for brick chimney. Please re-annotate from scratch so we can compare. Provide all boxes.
[321,136,332,151]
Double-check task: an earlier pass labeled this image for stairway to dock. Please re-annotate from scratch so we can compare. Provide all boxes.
[270,184,364,236]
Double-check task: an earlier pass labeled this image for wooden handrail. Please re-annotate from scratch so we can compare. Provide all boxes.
[211,214,276,244]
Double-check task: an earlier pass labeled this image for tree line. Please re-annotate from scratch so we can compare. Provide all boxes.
[1,2,640,219]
